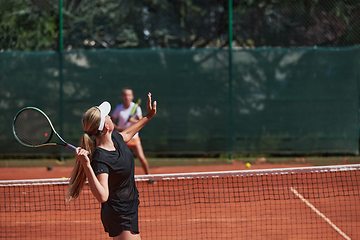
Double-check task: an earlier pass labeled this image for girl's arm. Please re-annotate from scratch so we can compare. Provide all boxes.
[76,148,109,203]
[120,92,157,142]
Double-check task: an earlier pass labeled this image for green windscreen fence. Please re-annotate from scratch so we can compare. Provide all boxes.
[1,47,359,157]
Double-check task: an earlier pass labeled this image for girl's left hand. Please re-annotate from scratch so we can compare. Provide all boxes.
[146,92,157,118]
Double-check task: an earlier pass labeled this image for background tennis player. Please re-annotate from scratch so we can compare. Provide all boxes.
[111,88,151,176]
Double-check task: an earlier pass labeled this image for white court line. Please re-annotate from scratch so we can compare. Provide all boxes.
[290,187,351,240]
[14,220,93,224]
[141,217,290,223]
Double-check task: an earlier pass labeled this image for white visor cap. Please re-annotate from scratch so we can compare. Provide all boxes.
[96,101,111,131]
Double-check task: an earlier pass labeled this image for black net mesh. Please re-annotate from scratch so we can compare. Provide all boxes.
[1,165,359,239]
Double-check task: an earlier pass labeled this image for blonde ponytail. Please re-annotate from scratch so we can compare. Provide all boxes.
[66,107,103,201]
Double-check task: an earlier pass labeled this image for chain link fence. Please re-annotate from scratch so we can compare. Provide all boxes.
[1,0,360,157]
[2,0,360,51]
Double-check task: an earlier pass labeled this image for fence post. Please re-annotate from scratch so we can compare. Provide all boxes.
[228,0,233,159]
[59,0,64,160]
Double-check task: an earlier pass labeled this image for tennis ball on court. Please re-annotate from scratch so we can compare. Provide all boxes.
[246,163,251,168]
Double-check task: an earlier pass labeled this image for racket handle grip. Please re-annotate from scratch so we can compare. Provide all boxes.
[66,143,90,156]
[66,143,77,153]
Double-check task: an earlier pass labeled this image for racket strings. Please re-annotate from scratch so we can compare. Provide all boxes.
[13,109,53,146]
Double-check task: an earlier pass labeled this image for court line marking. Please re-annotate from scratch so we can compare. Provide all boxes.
[14,220,94,224]
[290,187,351,240]
[140,217,291,222]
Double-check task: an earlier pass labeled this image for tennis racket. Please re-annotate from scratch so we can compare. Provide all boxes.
[126,98,141,122]
[12,107,77,153]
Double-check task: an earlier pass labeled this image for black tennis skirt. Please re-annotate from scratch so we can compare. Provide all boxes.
[101,210,139,237]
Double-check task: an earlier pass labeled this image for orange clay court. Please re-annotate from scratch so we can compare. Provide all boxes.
[0,161,359,239]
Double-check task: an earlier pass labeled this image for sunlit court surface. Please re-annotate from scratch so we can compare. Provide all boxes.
[0,163,359,240]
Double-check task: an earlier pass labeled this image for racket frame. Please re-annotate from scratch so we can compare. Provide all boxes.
[13,107,77,153]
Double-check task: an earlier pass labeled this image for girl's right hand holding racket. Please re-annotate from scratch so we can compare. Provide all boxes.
[76,147,90,166]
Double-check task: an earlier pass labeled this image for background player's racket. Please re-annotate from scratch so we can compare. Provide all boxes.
[126,98,141,122]
[12,107,77,153]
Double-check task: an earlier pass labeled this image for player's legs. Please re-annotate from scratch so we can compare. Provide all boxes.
[130,143,150,175]
[127,137,150,175]
[113,230,141,240]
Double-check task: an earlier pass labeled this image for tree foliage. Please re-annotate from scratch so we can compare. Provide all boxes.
[1,0,360,51]
[0,0,57,51]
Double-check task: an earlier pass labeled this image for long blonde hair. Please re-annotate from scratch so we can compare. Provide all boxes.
[66,107,104,201]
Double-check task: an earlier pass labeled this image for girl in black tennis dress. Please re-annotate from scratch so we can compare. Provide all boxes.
[67,92,156,240]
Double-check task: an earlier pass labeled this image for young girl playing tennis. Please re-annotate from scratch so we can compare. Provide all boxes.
[67,92,157,240]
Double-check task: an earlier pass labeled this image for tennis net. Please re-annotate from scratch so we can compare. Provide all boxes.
[0,164,359,240]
